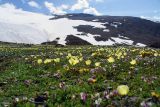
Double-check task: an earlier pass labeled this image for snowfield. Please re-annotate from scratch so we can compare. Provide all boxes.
[0,22,48,44]
[0,3,147,46]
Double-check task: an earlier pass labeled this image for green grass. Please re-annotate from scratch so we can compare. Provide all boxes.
[0,44,160,107]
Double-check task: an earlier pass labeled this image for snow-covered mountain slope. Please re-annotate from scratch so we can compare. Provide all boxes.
[0,4,112,45]
[49,14,160,47]
[0,4,160,47]
[0,22,48,44]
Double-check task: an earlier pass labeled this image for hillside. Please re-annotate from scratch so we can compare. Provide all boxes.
[0,4,160,47]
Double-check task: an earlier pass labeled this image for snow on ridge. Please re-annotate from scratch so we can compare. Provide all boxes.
[110,23,118,28]
[113,22,122,25]
[49,18,107,45]
[0,3,147,47]
[105,22,109,24]
[136,43,146,47]
[0,4,107,45]
[73,32,133,46]
[103,29,110,32]
[118,34,130,39]
[92,19,99,22]
[74,34,115,45]
[111,37,134,45]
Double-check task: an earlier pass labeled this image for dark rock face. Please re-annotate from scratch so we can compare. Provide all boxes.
[41,41,58,45]
[65,35,92,45]
[41,35,92,46]
[149,42,160,48]
[41,38,60,45]
[47,13,160,48]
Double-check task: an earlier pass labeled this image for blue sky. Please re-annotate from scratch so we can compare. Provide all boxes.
[0,0,160,20]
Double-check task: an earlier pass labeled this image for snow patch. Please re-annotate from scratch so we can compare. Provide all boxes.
[92,19,99,22]
[110,23,118,28]
[118,34,130,39]
[111,37,134,45]
[103,29,110,32]
[105,22,109,24]
[50,18,106,45]
[136,43,146,47]
[75,34,115,45]
[113,22,122,25]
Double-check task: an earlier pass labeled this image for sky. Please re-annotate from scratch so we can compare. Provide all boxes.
[0,0,160,21]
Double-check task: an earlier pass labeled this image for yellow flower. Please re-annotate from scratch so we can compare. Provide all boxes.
[79,57,83,62]
[123,52,127,56]
[59,53,63,56]
[130,66,135,70]
[53,58,60,63]
[116,52,122,59]
[151,92,159,98]
[37,59,42,64]
[121,55,124,59]
[88,78,97,83]
[25,58,28,60]
[79,53,82,56]
[44,59,52,64]
[107,57,115,63]
[95,62,101,67]
[79,69,84,73]
[130,59,137,65]
[64,65,70,71]
[91,52,96,56]
[117,85,129,96]
[140,51,152,58]
[92,79,97,83]
[67,53,72,59]
[68,53,72,57]
[154,53,158,57]
[85,60,92,65]
[69,58,79,65]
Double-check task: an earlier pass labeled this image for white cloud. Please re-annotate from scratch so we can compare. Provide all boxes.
[44,1,68,15]
[71,0,89,11]
[94,0,104,2]
[28,1,40,8]
[83,7,101,15]
[60,4,69,10]
[89,0,104,3]
[71,0,101,16]
[0,3,16,10]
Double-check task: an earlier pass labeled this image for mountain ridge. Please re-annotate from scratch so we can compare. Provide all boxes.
[0,2,160,48]
[47,13,160,47]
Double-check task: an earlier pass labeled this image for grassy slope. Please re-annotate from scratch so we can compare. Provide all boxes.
[0,44,160,106]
